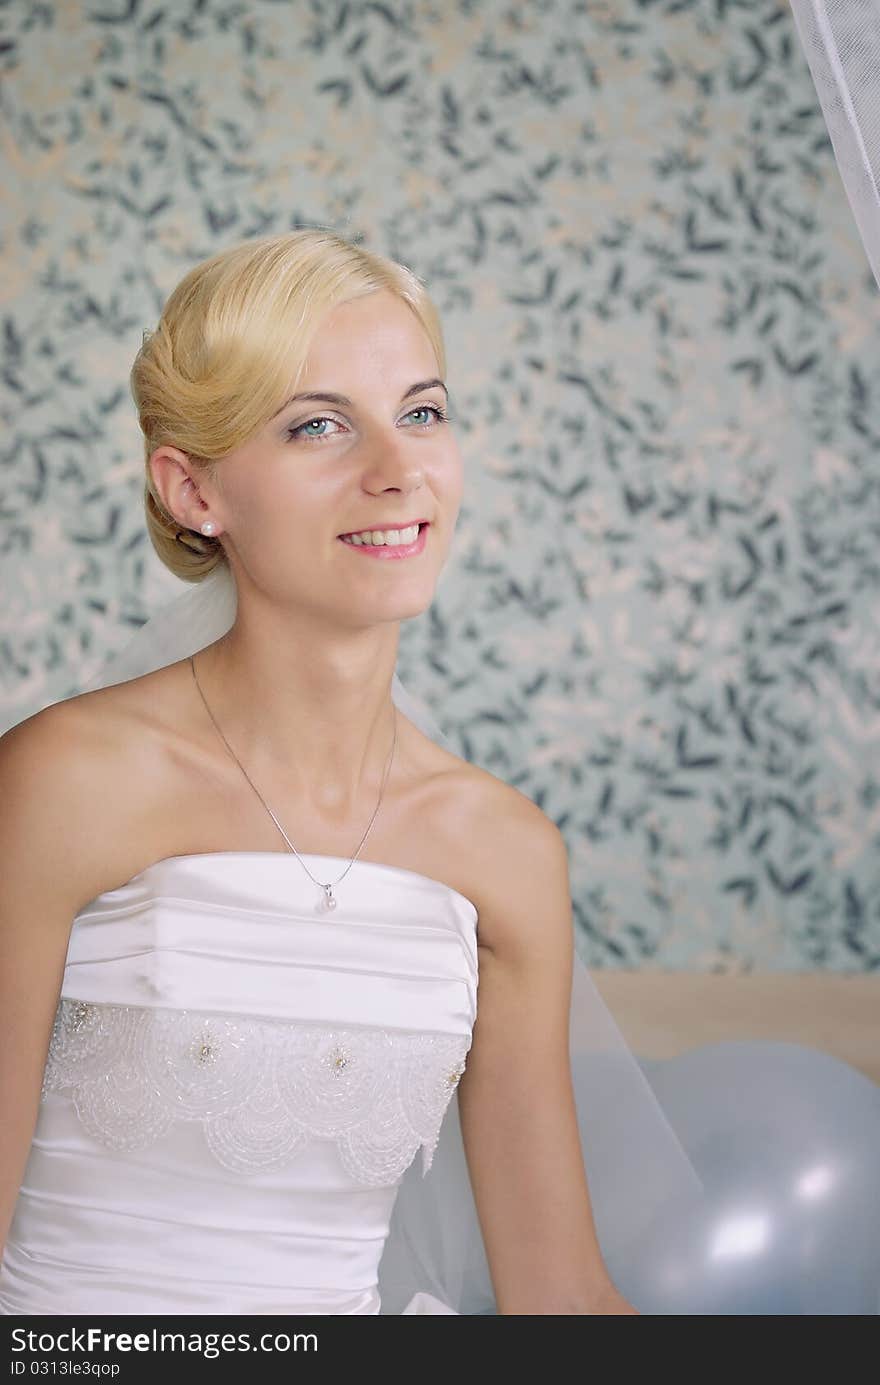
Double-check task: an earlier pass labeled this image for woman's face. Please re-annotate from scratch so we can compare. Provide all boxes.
[175,289,463,631]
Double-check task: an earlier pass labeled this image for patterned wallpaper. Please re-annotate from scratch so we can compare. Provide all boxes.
[2,0,878,972]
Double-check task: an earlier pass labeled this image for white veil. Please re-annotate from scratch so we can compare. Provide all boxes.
[78,562,707,1313]
[788,0,880,294]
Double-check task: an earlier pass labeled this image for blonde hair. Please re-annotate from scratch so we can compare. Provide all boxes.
[132,227,447,582]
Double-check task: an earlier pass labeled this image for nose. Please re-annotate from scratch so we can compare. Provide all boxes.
[361,428,425,495]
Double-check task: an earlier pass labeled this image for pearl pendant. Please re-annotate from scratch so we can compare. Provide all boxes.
[319,884,337,913]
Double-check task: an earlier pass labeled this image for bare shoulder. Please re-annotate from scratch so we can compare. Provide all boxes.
[0,693,117,800]
[428,754,569,957]
[453,758,562,844]
[0,677,173,914]
[0,699,109,918]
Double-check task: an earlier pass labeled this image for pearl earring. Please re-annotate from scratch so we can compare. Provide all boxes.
[200,521,217,536]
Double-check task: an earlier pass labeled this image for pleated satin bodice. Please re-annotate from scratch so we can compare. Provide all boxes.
[0,852,479,1316]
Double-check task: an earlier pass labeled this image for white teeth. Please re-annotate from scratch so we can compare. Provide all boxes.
[342,524,421,546]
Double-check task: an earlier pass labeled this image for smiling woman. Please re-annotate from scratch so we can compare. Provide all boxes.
[0,226,706,1317]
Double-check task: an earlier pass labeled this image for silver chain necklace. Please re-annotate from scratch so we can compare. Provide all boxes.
[189,653,398,914]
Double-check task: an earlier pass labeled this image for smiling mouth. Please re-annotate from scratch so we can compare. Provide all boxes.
[338,522,430,555]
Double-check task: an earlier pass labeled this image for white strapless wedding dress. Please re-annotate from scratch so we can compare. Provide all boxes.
[0,852,478,1316]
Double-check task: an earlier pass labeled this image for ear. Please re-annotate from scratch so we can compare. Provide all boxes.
[149,444,217,531]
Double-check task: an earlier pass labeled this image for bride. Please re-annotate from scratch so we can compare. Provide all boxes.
[0,229,700,1315]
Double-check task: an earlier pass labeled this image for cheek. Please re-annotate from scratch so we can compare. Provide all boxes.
[228,485,323,567]
[447,459,466,517]
[432,442,465,501]
[264,472,333,533]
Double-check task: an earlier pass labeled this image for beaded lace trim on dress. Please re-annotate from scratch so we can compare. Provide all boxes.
[42,998,471,1187]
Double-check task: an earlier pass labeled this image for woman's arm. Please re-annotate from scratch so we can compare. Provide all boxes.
[456,784,638,1315]
[0,705,121,1257]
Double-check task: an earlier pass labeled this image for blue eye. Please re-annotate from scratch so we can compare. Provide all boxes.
[405,405,448,426]
[289,417,339,441]
[286,403,449,443]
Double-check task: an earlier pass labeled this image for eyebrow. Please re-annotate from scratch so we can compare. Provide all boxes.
[271,378,448,419]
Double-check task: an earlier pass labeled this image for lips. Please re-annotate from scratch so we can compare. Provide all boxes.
[338,523,429,559]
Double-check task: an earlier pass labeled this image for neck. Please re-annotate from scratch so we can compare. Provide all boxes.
[191,609,402,821]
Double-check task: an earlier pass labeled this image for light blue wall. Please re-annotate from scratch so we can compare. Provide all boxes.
[2,1,878,971]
